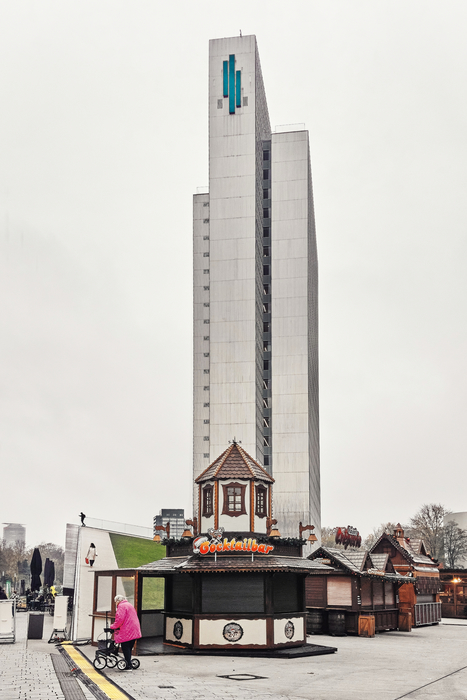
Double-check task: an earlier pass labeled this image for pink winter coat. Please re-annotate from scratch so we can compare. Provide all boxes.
[110,601,142,643]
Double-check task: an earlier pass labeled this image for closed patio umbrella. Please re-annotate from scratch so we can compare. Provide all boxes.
[43,559,55,587]
[30,548,42,592]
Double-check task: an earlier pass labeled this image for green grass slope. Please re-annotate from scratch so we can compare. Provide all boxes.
[109,533,165,568]
[109,533,166,609]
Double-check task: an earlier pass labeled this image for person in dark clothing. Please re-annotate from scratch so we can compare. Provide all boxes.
[0,588,7,600]
[79,512,86,526]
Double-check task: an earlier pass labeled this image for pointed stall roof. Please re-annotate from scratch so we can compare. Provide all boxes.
[370,532,435,567]
[195,441,274,484]
[308,546,412,582]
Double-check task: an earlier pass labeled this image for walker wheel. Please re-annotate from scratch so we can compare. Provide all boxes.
[117,658,128,670]
[93,656,106,671]
[106,655,117,668]
[131,658,140,669]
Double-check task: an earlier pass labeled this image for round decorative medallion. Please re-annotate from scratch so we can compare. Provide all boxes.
[223,622,244,642]
[284,620,295,640]
[173,620,183,640]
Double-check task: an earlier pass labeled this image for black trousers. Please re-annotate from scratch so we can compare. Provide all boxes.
[121,639,135,667]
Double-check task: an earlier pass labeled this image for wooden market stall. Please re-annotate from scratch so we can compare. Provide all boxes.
[369,525,441,627]
[306,546,414,636]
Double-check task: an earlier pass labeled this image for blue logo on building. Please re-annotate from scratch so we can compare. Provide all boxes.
[223,55,241,114]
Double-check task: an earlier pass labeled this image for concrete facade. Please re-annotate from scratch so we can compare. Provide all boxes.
[2,523,26,547]
[194,35,320,541]
[444,511,467,567]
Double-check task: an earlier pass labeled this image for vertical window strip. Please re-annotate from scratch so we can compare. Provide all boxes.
[229,55,235,114]
[223,61,228,97]
[236,70,241,108]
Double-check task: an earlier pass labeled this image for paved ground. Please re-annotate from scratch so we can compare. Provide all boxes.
[1,614,467,700]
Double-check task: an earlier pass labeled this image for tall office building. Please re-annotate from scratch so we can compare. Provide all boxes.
[3,523,26,547]
[193,35,320,541]
[154,509,185,540]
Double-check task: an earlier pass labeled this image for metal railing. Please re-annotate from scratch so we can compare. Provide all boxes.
[84,518,153,539]
[414,602,442,626]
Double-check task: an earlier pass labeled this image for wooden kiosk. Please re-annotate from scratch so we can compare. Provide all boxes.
[91,442,334,653]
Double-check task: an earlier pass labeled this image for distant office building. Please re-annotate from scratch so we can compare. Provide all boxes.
[3,523,26,547]
[444,511,467,567]
[193,35,320,540]
[154,509,185,540]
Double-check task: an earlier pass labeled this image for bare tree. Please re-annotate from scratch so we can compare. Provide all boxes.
[444,520,467,568]
[363,522,398,549]
[320,526,345,549]
[408,503,448,561]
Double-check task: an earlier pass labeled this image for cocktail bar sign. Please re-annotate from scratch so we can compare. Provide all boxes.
[193,528,274,555]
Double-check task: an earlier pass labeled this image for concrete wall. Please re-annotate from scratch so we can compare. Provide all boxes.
[271,130,320,541]
[71,527,119,641]
[193,36,320,544]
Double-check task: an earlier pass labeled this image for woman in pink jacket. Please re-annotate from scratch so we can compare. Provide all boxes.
[110,595,142,669]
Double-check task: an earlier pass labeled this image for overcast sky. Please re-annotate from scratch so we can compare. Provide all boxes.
[1,1,466,547]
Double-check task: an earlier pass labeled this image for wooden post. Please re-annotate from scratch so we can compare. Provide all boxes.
[265,574,274,647]
[250,482,255,532]
[214,482,219,529]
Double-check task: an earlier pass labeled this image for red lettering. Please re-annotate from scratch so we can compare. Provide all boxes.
[200,542,210,555]
[210,543,217,553]
[223,539,231,552]
[252,540,258,552]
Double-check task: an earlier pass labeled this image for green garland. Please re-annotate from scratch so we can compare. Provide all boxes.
[163,536,305,548]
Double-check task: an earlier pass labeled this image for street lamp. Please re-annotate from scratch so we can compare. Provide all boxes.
[299,522,318,543]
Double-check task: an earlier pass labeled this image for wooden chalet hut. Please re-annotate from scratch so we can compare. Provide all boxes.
[90,443,334,653]
[369,525,441,627]
[306,546,414,636]
[439,569,467,619]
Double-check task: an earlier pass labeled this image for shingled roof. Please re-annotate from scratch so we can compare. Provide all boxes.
[308,546,413,582]
[138,554,332,574]
[369,532,435,567]
[195,442,274,484]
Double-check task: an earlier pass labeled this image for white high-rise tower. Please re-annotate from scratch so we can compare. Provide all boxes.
[193,35,320,541]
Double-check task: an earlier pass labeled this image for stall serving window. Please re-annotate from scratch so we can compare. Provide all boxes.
[327,577,352,607]
[168,575,193,613]
[273,573,300,613]
[202,574,264,613]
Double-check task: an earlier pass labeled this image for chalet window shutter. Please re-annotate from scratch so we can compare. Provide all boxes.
[327,577,352,606]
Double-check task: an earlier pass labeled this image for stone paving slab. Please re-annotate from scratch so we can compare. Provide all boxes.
[74,621,467,700]
[0,615,64,700]
[2,615,467,699]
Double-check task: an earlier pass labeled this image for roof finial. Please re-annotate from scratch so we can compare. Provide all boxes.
[228,437,241,445]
